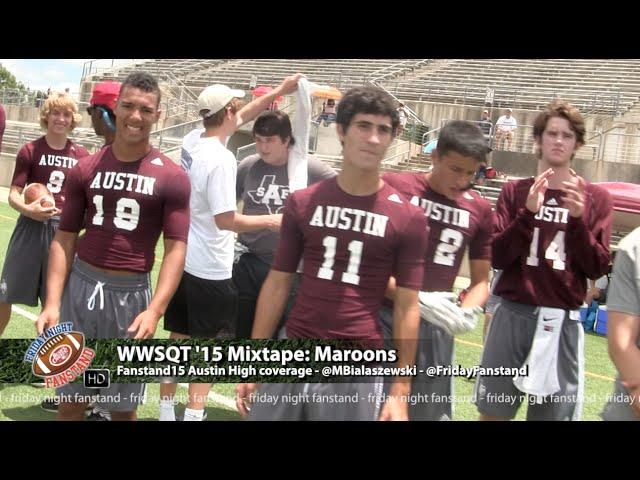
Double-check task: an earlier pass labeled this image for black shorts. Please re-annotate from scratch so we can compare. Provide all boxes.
[0,215,58,306]
[232,252,299,339]
[164,271,237,338]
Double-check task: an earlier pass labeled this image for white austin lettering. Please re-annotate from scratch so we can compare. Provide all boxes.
[38,155,78,169]
[113,173,126,190]
[338,208,352,230]
[415,199,470,228]
[325,206,340,228]
[534,205,569,224]
[309,206,388,238]
[89,172,156,196]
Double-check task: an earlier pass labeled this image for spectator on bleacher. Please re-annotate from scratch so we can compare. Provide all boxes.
[397,102,409,136]
[316,98,337,126]
[495,107,517,151]
[0,103,5,156]
[479,109,493,145]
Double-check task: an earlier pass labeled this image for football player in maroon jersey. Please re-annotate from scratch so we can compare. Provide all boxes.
[0,92,88,337]
[476,100,613,421]
[36,72,191,421]
[236,85,429,421]
[382,120,494,420]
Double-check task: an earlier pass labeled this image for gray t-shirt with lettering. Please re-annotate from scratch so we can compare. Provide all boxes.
[602,227,640,421]
[236,153,336,264]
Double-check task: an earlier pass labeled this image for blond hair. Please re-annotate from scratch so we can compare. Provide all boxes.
[39,92,82,131]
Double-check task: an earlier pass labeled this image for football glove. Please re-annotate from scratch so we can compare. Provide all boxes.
[418,291,482,336]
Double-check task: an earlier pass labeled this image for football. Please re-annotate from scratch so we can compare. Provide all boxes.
[23,183,55,208]
[32,332,85,377]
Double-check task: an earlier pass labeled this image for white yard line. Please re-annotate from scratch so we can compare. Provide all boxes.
[13,306,37,321]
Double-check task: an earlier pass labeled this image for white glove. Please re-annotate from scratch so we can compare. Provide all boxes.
[418,291,481,336]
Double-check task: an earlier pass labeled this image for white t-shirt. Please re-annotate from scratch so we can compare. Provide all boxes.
[496,115,517,132]
[182,129,237,280]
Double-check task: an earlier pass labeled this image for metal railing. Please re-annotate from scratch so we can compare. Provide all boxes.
[81,59,150,81]
[0,88,48,107]
[370,80,428,128]
[164,71,199,102]
[380,80,625,115]
[150,118,203,152]
[382,140,413,165]
[369,59,433,83]
[595,130,640,164]
[421,121,602,160]
[2,122,104,153]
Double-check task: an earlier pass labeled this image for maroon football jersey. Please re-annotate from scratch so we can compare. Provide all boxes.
[272,177,429,344]
[493,177,612,309]
[59,146,190,273]
[11,137,90,210]
[384,172,495,291]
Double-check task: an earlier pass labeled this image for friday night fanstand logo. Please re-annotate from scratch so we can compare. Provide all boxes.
[23,322,95,388]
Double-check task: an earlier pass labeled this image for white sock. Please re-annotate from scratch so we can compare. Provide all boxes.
[183,408,205,421]
[159,399,176,422]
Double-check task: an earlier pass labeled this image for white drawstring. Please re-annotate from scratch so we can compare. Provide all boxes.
[87,281,105,311]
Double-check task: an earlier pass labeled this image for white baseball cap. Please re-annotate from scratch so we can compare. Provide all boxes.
[198,84,245,117]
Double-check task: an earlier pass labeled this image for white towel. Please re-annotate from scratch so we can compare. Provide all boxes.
[287,77,313,193]
[513,306,566,403]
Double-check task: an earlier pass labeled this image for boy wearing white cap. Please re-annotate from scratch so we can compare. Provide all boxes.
[160,75,303,421]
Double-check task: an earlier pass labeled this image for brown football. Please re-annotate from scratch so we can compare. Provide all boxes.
[23,183,55,208]
[33,332,85,377]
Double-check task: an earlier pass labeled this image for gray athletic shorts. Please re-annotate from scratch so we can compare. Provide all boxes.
[0,215,58,306]
[474,299,584,421]
[379,306,454,421]
[56,258,151,412]
[247,328,384,421]
[601,379,640,421]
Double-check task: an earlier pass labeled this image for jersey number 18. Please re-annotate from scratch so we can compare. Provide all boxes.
[92,195,140,231]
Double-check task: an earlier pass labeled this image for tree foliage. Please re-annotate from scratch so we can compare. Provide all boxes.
[0,63,28,93]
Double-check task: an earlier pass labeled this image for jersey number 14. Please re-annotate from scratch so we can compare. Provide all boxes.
[526,227,566,270]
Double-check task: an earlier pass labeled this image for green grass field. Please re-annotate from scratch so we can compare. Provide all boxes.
[0,201,618,421]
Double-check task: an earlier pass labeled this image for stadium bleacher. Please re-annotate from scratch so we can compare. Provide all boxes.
[379,59,640,115]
